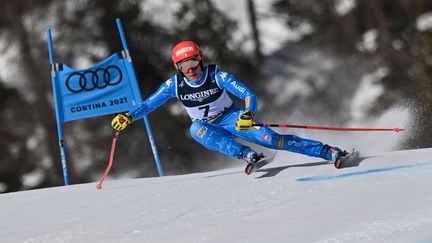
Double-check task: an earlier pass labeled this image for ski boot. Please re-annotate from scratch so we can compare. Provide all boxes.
[244,152,265,175]
[332,148,350,169]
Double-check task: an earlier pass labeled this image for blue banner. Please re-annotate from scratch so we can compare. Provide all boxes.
[48,19,164,185]
[53,52,141,122]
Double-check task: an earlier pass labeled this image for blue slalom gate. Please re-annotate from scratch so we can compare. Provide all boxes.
[47,19,164,185]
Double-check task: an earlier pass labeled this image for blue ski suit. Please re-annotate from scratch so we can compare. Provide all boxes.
[129,65,336,162]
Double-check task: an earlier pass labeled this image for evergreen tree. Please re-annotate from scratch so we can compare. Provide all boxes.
[273,0,432,148]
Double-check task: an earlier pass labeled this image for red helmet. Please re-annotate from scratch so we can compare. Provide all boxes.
[171,41,203,69]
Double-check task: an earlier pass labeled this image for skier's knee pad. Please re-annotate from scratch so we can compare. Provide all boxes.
[189,121,210,143]
[189,121,242,157]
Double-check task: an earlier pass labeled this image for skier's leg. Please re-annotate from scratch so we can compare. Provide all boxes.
[212,107,340,161]
[240,127,337,160]
[271,133,337,160]
[189,121,259,162]
[221,115,337,160]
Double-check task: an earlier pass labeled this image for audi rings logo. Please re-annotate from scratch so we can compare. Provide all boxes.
[66,65,123,93]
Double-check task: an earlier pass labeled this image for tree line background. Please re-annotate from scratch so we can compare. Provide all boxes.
[0,0,431,193]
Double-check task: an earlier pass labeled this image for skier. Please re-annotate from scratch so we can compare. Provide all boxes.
[111,41,347,174]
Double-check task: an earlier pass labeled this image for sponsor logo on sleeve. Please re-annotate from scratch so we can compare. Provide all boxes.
[166,79,173,87]
[230,81,246,93]
[219,72,228,81]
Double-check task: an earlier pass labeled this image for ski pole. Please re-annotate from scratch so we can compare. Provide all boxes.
[253,123,405,133]
[97,130,120,190]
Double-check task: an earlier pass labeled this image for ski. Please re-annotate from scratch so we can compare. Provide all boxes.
[334,149,360,169]
[245,152,277,175]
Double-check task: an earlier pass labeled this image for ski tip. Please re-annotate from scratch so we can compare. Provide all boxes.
[245,163,254,175]
[334,148,360,169]
[334,158,342,169]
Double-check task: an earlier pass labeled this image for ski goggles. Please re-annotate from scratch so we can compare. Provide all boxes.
[177,58,200,72]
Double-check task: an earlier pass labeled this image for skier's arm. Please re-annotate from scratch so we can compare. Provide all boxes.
[111,79,176,131]
[129,79,177,120]
[215,66,257,113]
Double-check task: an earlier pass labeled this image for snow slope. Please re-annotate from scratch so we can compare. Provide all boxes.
[1,147,432,243]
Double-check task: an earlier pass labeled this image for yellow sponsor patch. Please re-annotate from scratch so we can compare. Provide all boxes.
[197,126,208,138]
[278,136,284,149]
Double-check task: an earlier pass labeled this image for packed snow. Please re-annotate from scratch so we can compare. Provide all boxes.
[1,120,432,242]
[1,2,431,242]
